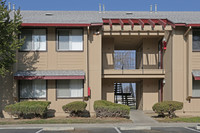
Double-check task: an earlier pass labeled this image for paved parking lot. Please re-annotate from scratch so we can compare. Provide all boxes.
[0,127,200,133]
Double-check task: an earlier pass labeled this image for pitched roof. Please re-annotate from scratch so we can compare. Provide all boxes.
[18,10,200,24]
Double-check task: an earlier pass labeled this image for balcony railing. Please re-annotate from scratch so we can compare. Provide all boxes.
[113,50,161,70]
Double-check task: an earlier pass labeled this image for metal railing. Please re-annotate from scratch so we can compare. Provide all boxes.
[114,50,161,70]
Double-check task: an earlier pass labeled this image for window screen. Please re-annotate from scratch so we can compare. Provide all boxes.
[193,29,200,51]
[20,29,46,51]
[20,80,46,98]
[57,79,83,98]
[57,29,83,51]
[193,79,200,97]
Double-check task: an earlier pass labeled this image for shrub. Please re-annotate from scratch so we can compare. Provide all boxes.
[94,100,130,118]
[62,101,87,117]
[4,101,51,119]
[152,101,183,118]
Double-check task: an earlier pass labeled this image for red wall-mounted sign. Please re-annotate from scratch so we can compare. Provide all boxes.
[163,41,167,50]
[88,87,91,97]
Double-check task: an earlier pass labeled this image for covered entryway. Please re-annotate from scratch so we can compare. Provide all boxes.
[102,78,161,111]
[114,82,136,109]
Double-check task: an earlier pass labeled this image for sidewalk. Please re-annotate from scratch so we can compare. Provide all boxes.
[129,110,158,124]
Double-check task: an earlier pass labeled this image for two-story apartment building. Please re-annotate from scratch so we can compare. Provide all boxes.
[1,11,200,117]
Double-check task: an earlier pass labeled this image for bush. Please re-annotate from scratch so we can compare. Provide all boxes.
[152,101,183,118]
[4,101,51,119]
[62,101,87,117]
[94,100,130,118]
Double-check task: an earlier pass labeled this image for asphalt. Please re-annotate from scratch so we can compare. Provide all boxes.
[0,127,200,133]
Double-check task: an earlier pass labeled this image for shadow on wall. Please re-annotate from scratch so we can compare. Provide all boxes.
[18,52,40,70]
[0,52,40,118]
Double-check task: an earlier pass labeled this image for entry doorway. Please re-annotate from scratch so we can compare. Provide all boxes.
[114,82,136,109]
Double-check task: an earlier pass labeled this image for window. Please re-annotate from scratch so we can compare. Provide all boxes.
[57,79,83,98]
[192,78,200,97]
[20,80,46,98]
[20,29,46,51]
[57,29,83,51]
[193,29,200,51]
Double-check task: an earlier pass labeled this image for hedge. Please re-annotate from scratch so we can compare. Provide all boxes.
[94,100,130,118]
[152,101,183,118]
[62,101,87,117]
[4,101,51,118]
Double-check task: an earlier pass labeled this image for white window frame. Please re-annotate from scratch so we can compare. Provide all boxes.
[56,79,83,98]
[20,29,47,51]
[19,80,47,99]
[57,29,83,51]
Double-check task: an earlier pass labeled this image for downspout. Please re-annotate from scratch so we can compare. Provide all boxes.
[87,26,90,108]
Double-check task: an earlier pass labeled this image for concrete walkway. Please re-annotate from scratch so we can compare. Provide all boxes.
[130,110,158,124]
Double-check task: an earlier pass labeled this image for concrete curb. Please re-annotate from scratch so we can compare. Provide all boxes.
[0,127,41,129]
[0,127,75,131]
[42,127,74,131]
[196,125,200,130]
[120,126,151,130]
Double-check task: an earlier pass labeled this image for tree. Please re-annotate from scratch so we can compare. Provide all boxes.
[0,0,24,76]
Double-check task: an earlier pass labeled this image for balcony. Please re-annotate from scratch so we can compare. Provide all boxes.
[102,50,165,79]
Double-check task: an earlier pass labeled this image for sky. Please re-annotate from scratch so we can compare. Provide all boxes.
[6,0,200,11]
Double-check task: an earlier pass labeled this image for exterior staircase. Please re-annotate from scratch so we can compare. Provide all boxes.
[114,83,136,108]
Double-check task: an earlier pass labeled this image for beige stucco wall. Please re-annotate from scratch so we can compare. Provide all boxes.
[17,27,87,71]
[102,38,114,69]
[162,27,200,114]
[143,38,159,69]
[47,80,83,116]
[102,79,114,102]
[3,24,200,116]
[87,27,102,115]
[142,79,159,110]
[163,31,173,101]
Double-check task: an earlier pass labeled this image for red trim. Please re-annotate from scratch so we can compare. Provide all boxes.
[187,24,200,27]
[109,19,112,29]
[194,77,200,80]
[119,19,124,29]
[148,19,155,28]
[158,19,167,28]
[128,19,134,29]
[90,23,103,26]
[138,19,144,29]
[14,76,85,80]
[21,23,102,27]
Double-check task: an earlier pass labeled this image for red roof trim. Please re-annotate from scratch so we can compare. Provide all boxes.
[14,76,85,80]
[187,24,200,27]
[194,77,200,80]
[21,23,102,27]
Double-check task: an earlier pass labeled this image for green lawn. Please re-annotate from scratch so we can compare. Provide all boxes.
[0,117,132,125]
[157,117,200,123]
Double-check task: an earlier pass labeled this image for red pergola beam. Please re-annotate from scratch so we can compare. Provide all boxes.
[138,19,144,29]
[148,19,155,28]
[119,19,124,29]
[109,19,112,29]
[158,19,167,28]
[167,21,176,28]
[128,19,134,29]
